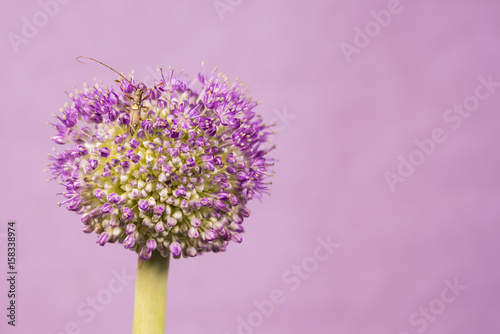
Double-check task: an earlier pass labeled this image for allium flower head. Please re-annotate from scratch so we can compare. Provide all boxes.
[48,65,274,260]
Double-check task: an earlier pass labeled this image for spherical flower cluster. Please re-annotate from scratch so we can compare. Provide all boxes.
[48,66,274,260]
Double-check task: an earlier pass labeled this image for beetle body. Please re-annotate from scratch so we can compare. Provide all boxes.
[127,88,146,135]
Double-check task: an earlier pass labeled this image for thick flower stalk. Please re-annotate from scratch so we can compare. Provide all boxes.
[48,66,274,261]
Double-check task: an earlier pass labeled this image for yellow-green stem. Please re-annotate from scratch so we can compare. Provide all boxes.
[132,252,170,334]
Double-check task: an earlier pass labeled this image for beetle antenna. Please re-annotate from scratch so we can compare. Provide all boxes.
[76,56,135,88]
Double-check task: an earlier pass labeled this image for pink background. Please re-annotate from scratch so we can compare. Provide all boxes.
[2,0,500,333]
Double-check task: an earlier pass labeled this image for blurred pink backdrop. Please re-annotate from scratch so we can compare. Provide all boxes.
[1,0,500,333]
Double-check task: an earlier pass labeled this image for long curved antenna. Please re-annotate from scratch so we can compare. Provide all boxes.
[76,56,174,108]
[76,56,135,88]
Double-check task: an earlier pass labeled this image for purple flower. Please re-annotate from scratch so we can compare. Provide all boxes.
[214,200,226,211]
[138,199,149,212]
[48,65,275,261]
[125,224,136,235]
[97,232,110,246]
[190,218,201,227]
[122,207,134,221]
[99,147,110,158]
[67,199,82,212]
[109,218,120,228]
[152,205,164,216]
[169,242,181,257]
[107,193,121,204]
[174,186,186,198]
[206,230,218,241]
[155,221,165,233]
[88,159,98,169]
[124,235,135,248]
[186,247,197,257]
[166,217,177,227]
[139,247,152,261]
[129,138,140,149]
[100,203,113,214]
[188,227,199,239]
[146,239,157,250]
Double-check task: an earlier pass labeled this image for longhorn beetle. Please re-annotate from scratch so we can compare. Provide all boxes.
[76,56,169,136]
